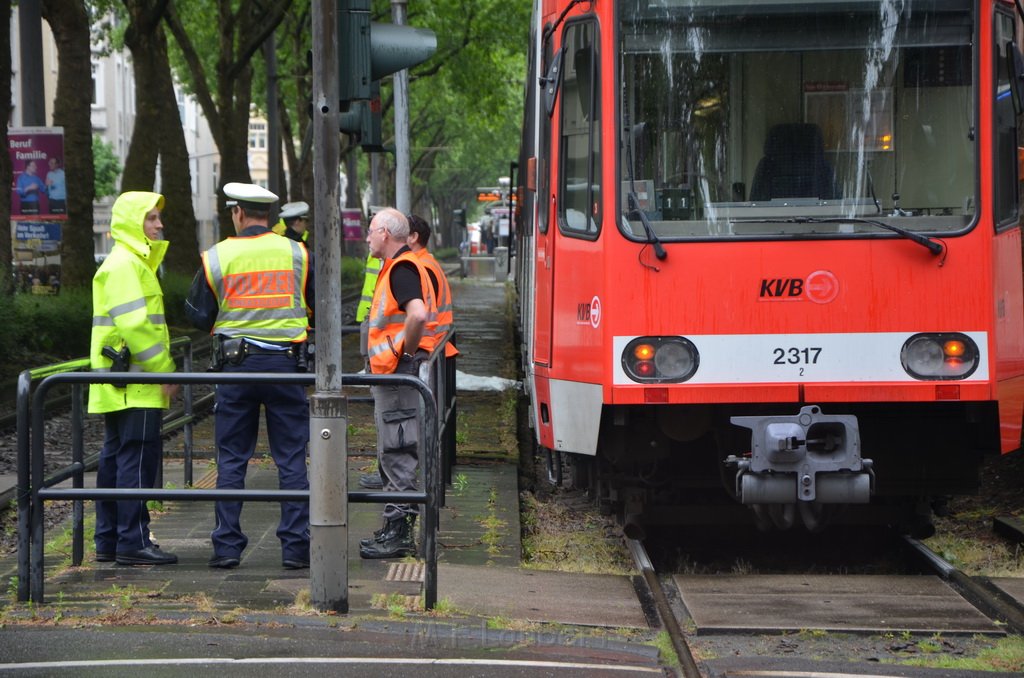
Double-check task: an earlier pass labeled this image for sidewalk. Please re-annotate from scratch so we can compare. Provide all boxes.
[0,275,648,631]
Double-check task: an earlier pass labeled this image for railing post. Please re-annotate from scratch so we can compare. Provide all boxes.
[71,383,85,566]
[183,338,194,487]
[16,370,32,602]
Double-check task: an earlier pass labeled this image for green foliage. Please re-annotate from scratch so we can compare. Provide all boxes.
[12,288,93,360]
[93,135,122,199]
[341,256,367,289]
[159,270,196,330]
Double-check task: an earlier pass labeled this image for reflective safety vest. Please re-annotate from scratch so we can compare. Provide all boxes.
[88,191,174,414]
[367,250,438,374]
[202,233,310,343]
[414,248,459,358]
[356,252,382,322]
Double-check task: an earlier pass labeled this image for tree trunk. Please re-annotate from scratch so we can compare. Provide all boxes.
[41,0,94,289]
[121,0,200,277]
[0,0,12,295]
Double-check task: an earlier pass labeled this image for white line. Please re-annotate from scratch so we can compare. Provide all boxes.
[0,657,662,672]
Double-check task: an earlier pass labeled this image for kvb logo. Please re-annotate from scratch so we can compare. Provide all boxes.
[759,271,839,304]
[576,296,602,328]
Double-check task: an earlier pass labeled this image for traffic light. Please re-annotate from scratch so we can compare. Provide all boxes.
[339,81,385,151]
[337,0,437,151]
[453,208,467,230]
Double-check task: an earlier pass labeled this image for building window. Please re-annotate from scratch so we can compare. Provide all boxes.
[91,61,103,107]
[249,121,267,150]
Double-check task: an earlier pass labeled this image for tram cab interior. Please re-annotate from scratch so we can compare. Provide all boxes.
[615,0,990,242]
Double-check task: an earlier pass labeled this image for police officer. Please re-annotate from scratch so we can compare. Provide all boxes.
[359,208,438,559]
[272,201,310,243]
[89,191,179,566]
[185,182,314,570]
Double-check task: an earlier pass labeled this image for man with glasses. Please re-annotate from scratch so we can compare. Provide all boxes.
[359,208,438,559]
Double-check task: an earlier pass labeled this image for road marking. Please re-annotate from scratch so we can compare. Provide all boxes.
[0,657,661,672]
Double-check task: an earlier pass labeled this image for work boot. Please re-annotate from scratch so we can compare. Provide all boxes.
[359,517,391,548]
[358,472,384,490]
[359,515,416,559]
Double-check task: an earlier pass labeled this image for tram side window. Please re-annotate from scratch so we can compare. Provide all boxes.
[559,21,601,237]
[995,12,1020,230]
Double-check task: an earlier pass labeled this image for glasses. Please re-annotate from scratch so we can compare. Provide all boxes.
[369,226,387,235]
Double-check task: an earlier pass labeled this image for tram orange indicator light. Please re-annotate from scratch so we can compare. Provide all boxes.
[634,344,656,361]
[935,384,961,400]
[943,340,966,357]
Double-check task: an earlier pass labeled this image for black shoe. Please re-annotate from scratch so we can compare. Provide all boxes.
[359,516,416,559]
[208,554,241,569]
[359,518,391,548]
[95,551,115,563]
[282,558,310,570]
[116,546,178,566]
[358,472,384,490]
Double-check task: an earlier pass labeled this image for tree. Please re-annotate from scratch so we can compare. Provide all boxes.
[0,0,12,295]
[164,0,292,239]
[41,0,95,288]
[120,0,200,276]
[93,135,122,199]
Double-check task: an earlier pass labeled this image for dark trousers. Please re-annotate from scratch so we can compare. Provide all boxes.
[94,408,163,553]
[212,353,310,560]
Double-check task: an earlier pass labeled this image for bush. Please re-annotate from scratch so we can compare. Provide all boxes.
[13,287,92,360]
[341,256,366,290]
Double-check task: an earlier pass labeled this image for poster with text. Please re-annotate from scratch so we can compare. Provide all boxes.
[9,127,66,221]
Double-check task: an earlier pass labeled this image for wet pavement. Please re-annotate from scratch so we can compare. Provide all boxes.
[0,270,663,676]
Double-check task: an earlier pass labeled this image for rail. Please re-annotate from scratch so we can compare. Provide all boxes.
[17,334,457,610]
[15,336,197,603]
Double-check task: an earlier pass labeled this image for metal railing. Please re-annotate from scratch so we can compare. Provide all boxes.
[17,334,456,609]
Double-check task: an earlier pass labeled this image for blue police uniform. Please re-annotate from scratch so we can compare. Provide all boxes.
[185,183,315,569]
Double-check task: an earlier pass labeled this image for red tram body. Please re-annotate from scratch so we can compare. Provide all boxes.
[515,0,1024,535]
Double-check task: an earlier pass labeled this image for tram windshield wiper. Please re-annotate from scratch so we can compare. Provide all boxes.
[733,216,944,256]
[626,191,668,260]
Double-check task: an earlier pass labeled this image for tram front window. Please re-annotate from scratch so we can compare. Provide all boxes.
[619,0,976,241]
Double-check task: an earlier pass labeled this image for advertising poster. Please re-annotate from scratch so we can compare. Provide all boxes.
[342,208,363,241]
[10,127,66,220]
[10,127,65,294]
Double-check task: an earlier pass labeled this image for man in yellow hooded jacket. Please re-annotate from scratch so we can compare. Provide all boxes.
[88,191,179,566]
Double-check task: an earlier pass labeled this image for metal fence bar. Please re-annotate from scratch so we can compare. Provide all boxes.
[23,367,444,607]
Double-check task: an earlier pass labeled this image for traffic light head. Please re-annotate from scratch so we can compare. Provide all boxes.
[337,1,437,104]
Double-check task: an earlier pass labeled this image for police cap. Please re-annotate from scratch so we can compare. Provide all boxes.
[279,201,309,221]
[223,182,278,210]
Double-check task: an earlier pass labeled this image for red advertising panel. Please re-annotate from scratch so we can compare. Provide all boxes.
[10,127,66,221]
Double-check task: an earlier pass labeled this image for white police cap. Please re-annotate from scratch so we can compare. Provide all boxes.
[223,182,278,209]
[279,201,309,221]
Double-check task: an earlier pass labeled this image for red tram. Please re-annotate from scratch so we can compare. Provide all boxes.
[515,0,1024,536]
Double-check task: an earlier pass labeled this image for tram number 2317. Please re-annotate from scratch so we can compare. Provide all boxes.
[773,347,822,366]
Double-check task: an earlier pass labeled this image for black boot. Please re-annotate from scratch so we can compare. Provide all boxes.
[359,515,416,559]
[359,517,391,548]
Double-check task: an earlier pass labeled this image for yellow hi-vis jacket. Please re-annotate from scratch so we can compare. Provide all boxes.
[367,250,438,374]
[202,233,311,343]
[414,248,459,358]
[88,191,175,414]
[356,252,382,322]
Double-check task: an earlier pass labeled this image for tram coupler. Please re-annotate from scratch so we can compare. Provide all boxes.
[727,406,873,504]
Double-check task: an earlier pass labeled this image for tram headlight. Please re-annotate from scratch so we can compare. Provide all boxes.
[900,333,979,380]
[622,337,699,383]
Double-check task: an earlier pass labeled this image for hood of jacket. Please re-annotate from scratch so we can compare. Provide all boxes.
[110,191,168,271]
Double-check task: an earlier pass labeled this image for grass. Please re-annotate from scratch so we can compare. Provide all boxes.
[923,534,1024,577]
[892,635,1024,672]
[520,493,633,575]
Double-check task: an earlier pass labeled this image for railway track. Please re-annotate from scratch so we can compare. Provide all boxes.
[625,524,1024,675]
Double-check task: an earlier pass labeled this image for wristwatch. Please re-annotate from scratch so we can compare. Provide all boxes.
[401,352,415,360]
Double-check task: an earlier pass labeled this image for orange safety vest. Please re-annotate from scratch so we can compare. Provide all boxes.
[367,250,439,374]
[414,248,459,358]
[202,232,310,343]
